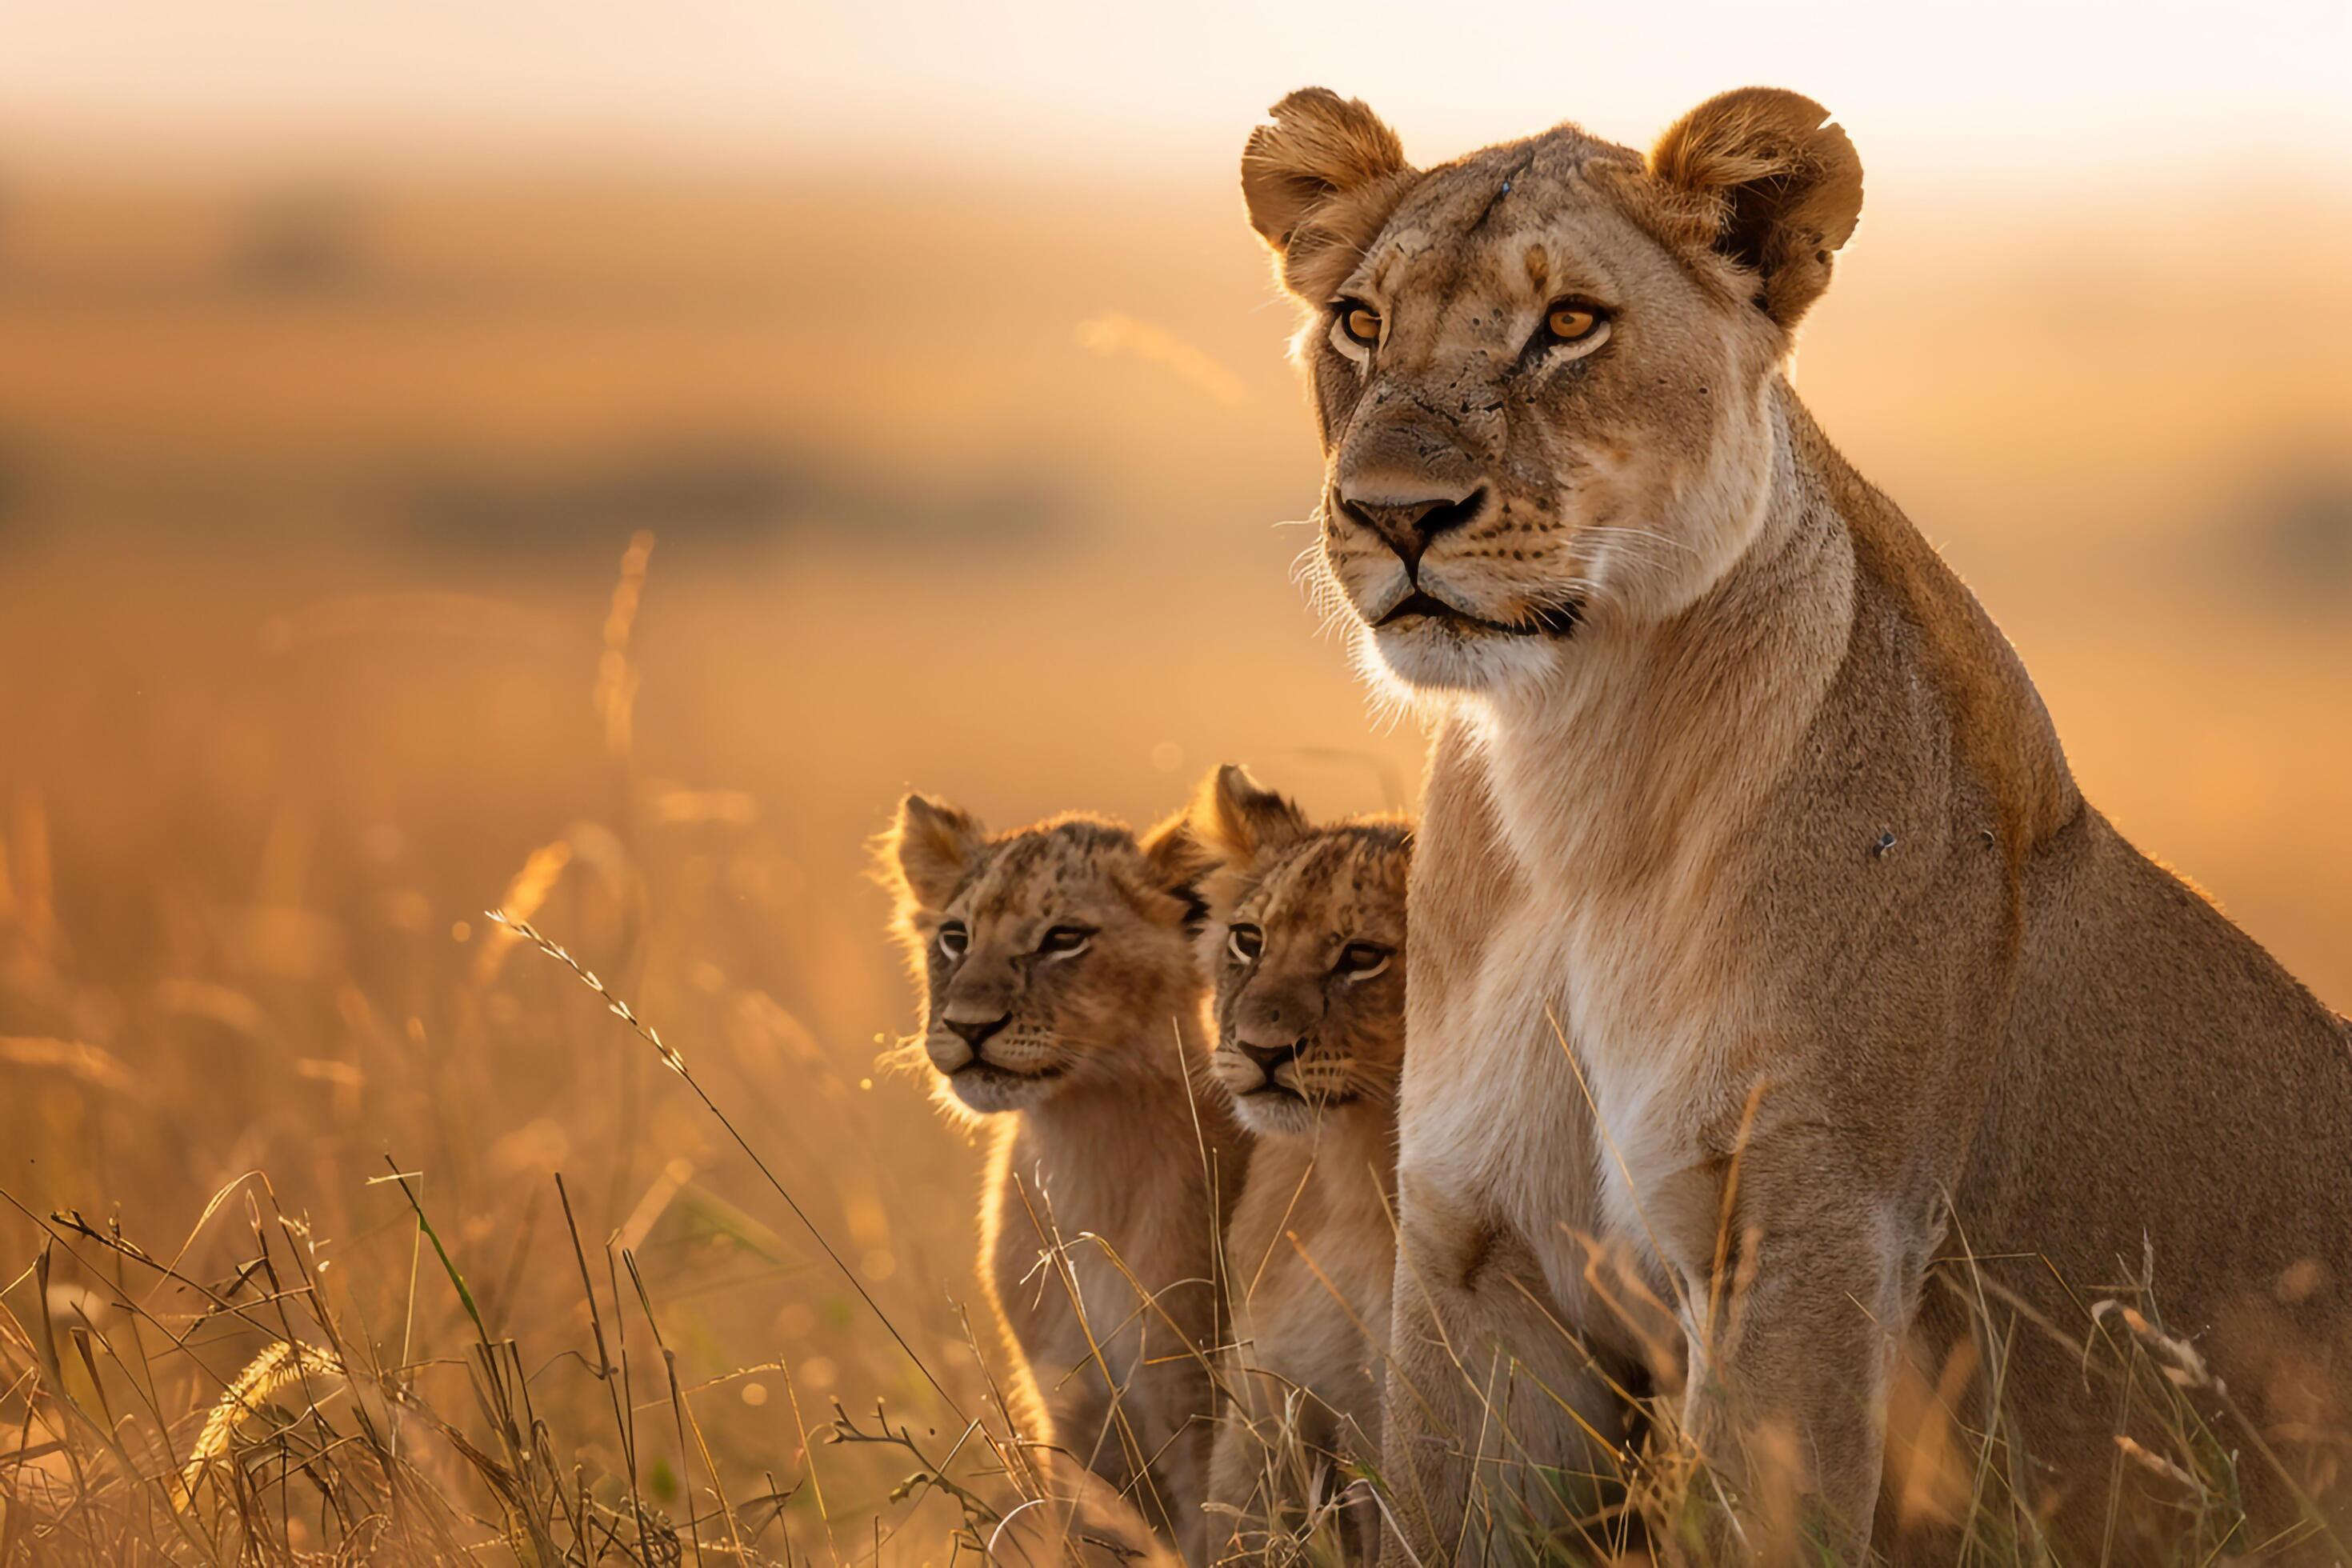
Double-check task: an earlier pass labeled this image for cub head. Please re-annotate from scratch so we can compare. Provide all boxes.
[1186,765,1410,1137]
[1242,87,1863,696]
[880,794,1207,1115]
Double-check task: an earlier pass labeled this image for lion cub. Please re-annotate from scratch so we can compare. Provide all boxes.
[881,794,1246,1564]
[1186,766,1410,1558]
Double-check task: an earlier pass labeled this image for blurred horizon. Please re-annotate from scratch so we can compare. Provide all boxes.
[0,14,2346,1556]
[3,71,2349,997]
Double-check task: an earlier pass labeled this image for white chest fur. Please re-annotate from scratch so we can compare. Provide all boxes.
[1406,882,1733,1306]
[1410,678,1783,1316]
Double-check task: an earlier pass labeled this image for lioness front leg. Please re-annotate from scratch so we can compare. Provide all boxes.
[1380,1194,1630,1566]
[1684,1202,1914,1562]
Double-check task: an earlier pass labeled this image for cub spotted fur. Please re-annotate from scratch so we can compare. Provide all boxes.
[881,795,1246,1564]
[1242,86,2352,1562]
[1186,766,1410,1559]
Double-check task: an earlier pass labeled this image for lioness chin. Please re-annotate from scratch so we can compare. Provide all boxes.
[1242,86,2352,1562]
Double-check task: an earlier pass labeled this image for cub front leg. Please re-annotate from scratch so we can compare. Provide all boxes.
[1048,1355,1211,1563]
[1379,1183,1632,1566]
[1138,1354,1215,1566]
[1042,1368,1127,1490]
[1206,1404,1253,1555]
[1207,1369,1278,1558]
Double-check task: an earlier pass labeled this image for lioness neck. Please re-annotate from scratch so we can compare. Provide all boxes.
[1474,376,2074,892]
[1474,378,1853,890]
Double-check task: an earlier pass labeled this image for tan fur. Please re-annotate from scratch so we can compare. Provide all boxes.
[1242,88,1419,306]
[879,796,1246,1564]
[1178,766,1410,1559]
[1647,88,1862,329]
[1242,86,2352,1564]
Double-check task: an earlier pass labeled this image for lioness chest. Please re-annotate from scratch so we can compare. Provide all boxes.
[1405,700,1796,1331]
[1408,882,1752,1310]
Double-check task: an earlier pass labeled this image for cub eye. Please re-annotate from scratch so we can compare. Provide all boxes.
[1332,299,1382,350]
[1226,924,1264,963]
[1335,942,1393,981]
[1037,925,1094,958]
[936,922,969,960]
[1541,299,1608,346]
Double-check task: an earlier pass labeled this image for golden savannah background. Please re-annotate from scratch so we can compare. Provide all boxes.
[1,0,2348,1562]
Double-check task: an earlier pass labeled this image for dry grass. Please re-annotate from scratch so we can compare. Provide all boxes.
[0,168,2348,1564]
[2,527,2345,1566]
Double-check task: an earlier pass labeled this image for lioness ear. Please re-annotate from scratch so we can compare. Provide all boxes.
[1242,88,1415,302]
[881,793,983,912]
[1649,88,1863,330]
[1189,764,1310,875]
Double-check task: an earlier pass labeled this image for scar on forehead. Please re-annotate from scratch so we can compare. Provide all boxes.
[1524,247,1550,290]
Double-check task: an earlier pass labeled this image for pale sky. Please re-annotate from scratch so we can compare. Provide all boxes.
[4,0,2348,181]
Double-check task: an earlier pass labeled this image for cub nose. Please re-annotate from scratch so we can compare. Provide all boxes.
[1236,1038,1304,1083]
[946,1013,1010,1050]
[1338,486,1487,574]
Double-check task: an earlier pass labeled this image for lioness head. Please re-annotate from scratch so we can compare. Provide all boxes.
[1242,87,1864,695]
[1186,766,1410,1137]
[880,795,1206,1114]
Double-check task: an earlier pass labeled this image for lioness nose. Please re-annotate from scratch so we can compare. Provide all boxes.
[1338,486,1486,574]
[1236,1038,1304,1081]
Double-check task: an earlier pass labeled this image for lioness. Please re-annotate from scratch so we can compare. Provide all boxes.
[1240,87,2352,1561]
[1184,765,1410,1558]
[880,795,1246,1563]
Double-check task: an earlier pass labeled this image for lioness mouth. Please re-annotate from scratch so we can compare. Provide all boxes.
[1374,590,1579,638]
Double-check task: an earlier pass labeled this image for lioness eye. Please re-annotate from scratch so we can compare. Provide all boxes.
[1037,925,1094,958]
[1542,301,1606,345]
[1336,942,1392,981]
[1334,300,1381,350]
[1227,924,1264,963]
[937,922,969,960]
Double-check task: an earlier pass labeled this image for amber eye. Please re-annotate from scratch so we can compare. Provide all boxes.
[1542,303,1599,343]
[937,922,969,960]
[1543,301,1606,344]
[1334,301,1382,350]
[1335,942,1393,982]
[1227,924,1264,963]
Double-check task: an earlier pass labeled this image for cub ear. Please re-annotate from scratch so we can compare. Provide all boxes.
[1242,88,1415,302]
[880,792,983,912]
[1136,808,1216,914]
[1188,764,1310,876]
[1649,87,1862,330]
